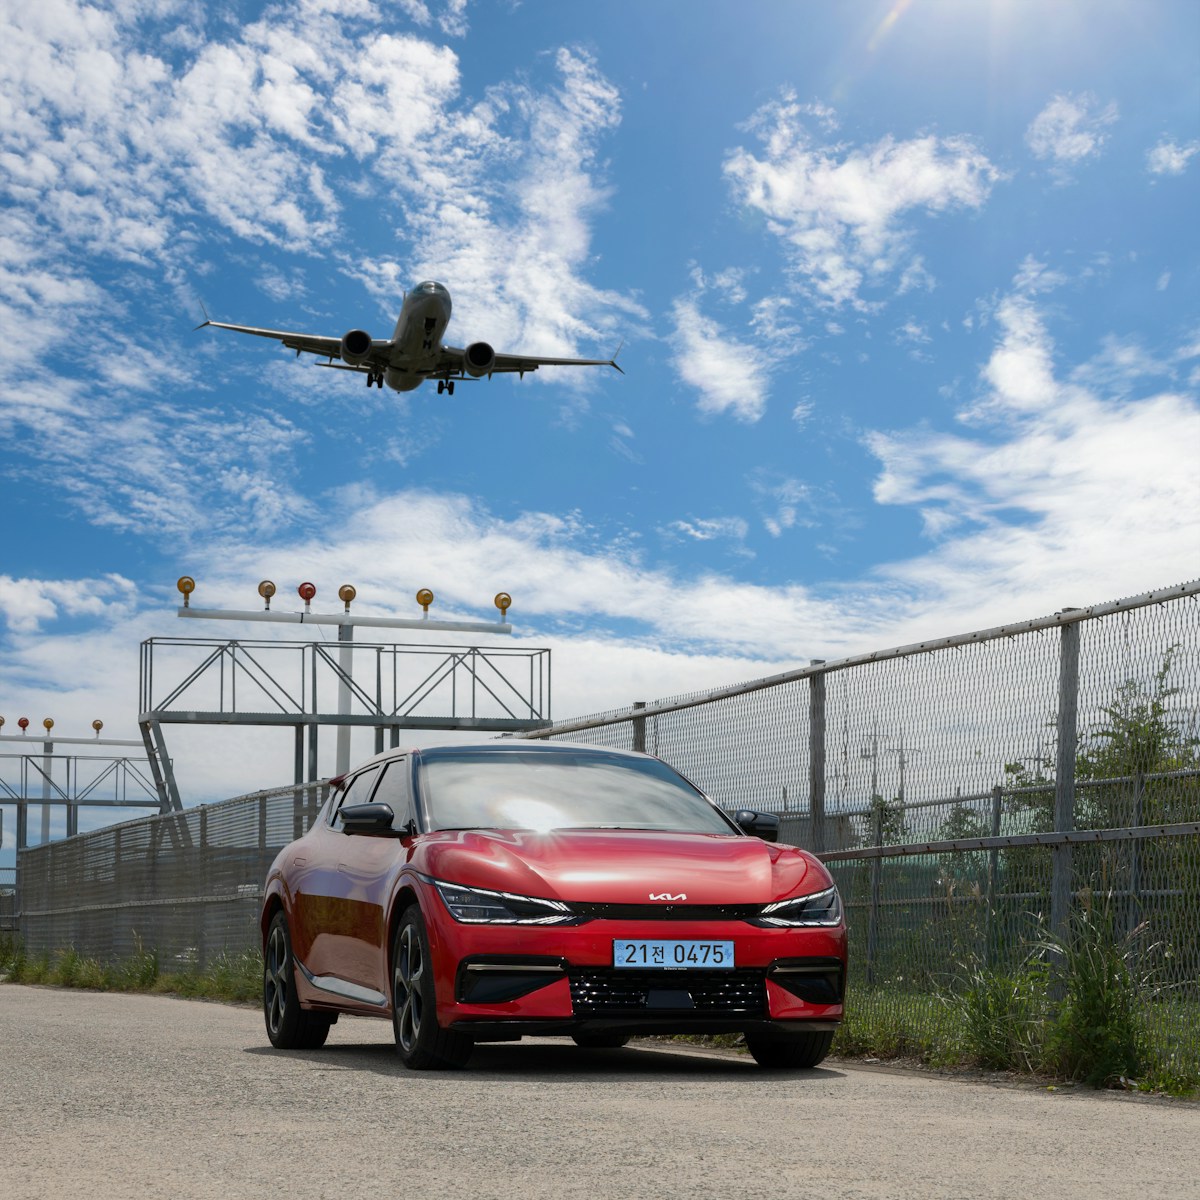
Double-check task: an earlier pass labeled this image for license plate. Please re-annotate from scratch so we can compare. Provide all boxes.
[613,940,735,969]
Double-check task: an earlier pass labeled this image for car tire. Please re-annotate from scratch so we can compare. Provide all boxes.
[392,905,473,1071]
[571,1032,631,1049]
[263,911,333,1050]
[744,1028,834,1069]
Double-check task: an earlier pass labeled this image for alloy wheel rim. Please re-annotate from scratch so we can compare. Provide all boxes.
[265,924,288,1037]
[394,923,424,1052]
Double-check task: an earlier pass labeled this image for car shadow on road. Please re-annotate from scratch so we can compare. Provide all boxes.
[243,1038,846,1084]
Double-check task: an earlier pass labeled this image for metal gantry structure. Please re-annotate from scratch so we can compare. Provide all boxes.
[138,578,552,808]
[0,721,167,850]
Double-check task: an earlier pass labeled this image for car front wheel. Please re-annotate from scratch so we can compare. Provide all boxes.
[263,911,333,1050]
[392,905,473,1070]
[745,1028,834,1069]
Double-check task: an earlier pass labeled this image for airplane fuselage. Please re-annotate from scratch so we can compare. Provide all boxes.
[383,280,453,392]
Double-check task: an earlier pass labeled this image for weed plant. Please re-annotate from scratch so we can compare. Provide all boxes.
[1035,911,1146,1085]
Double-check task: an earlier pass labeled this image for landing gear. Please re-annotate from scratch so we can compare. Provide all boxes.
[365,372,384,389]
[436,380,455,396]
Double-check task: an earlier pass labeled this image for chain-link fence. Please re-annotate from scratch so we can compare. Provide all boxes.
[17,783,329,965]
[526,582,1200,1076]
[0,866,15,934]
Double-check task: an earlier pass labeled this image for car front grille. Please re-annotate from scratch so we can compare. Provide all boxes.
[569,968,766,1016]
[567,902,762,922]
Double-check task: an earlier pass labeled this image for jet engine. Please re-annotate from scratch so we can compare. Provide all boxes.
[464,341,496,377]
[339,329,373,366]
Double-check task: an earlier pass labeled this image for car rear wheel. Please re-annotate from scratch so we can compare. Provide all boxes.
[263,911,333,1050]
[745,1028,834,1069]
[571,1032,631,1049]
[392,905,473,1070]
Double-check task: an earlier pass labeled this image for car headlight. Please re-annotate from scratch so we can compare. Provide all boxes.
[756,885,843,927]
[434,880,577,925]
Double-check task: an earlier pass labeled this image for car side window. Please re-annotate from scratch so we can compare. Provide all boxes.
[328,764,384,825]
[371,759,416,833]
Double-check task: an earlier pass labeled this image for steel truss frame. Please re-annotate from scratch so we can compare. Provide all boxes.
[139,636,552,807]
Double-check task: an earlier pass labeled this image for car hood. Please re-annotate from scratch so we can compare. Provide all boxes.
[416,828,828,906]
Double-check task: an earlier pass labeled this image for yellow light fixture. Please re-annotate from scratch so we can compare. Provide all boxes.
[416,588,434,615]
[258,580,277,610]
[494,592,512,617]
[92,719,104,737]
[43,717,54,733]
[338,584,357,612]
[177,575,196,607]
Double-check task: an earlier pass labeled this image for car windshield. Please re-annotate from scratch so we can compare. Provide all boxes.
[418,750,737,834]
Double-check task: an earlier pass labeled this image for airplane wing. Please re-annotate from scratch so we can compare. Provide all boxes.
[197,319,394,369]
[434,345,624,379]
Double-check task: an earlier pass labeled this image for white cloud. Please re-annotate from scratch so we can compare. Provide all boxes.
[1146,138,1200,176]
[864,262,1200,613]
[662,516,750,543]
[1025,93,1117,178]
[667,267,809,420]
[749,471,818,538]
[0,573,137,635]
[669,296,769,422]
[342,45,643,366]
[724,93,1002,309]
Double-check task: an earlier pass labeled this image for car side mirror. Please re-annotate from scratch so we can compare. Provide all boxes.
[340,801,398,835]
[734,809,780,843]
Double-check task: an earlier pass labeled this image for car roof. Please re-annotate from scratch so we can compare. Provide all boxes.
[339,739,651,778]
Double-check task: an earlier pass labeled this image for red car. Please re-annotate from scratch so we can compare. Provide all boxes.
[261,742,846,1070]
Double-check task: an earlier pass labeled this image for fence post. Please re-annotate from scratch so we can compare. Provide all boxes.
[1128,770,1144,936]
[866,804,882,987]
[985,785,1002,967]
[808,664,826,855]
[293,725,305,788]
[198,807,209,973]
[632,701,646,754]
[1052,618,1081,949]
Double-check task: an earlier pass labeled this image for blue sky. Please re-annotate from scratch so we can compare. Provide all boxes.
[1,0,1198,827]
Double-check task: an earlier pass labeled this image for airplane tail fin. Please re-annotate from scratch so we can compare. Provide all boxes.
[609,339,625,375]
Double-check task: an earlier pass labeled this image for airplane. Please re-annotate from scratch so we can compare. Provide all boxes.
[197,280,623,395]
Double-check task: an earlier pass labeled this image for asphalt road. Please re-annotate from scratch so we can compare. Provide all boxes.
[0,985,1195,1200]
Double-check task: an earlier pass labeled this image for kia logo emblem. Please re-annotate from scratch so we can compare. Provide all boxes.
[648,892,687,901]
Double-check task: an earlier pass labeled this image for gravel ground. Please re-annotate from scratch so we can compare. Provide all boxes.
[1,984,1195,1200]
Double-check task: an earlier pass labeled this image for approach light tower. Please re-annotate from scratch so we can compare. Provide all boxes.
[174,577,516,776]
[0,716,164,847]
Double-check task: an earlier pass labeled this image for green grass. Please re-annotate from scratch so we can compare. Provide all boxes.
[0,934,262,1005]
[834,983,1200,1097]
